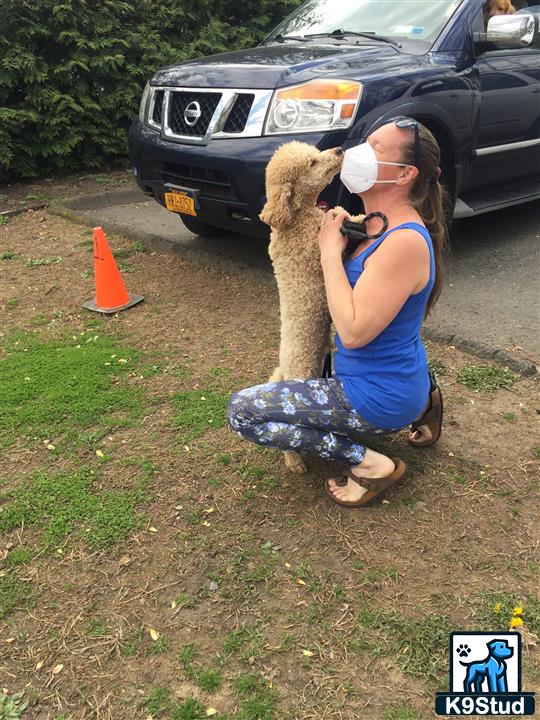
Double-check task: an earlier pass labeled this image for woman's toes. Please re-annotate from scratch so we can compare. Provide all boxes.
[409,424,432,442]
[327,477,367,503]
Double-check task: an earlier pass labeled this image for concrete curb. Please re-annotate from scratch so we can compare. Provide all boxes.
[50,201,538,379]
[423,327,537,377]
[1,201,49,218]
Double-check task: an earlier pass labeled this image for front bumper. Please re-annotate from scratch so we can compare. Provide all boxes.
[128,119,347,238]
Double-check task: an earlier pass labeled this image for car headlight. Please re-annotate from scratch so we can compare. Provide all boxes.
[264,79,362,135]
[138,82,151,123]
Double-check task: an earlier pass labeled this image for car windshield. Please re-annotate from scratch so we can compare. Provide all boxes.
[267,0,462,45]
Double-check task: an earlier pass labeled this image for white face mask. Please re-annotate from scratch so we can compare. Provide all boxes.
[340,141,406,194]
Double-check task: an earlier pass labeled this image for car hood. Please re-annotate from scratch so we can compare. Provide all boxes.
[150,43,410,89]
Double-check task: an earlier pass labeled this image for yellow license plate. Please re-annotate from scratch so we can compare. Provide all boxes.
[164,192,197,216]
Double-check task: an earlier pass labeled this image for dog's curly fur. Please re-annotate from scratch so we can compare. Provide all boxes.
[260,141,362,473]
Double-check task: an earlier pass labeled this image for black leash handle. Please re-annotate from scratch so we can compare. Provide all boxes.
[340,211,388,241]
[340,211,389,259]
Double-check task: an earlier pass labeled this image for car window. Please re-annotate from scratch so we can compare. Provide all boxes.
[268,0,462,45]
[482,0,540,48]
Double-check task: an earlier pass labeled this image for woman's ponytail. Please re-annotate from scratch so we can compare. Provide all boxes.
[400,126,449,317]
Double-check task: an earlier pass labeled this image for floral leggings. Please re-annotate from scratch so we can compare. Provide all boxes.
[227,376,404,465]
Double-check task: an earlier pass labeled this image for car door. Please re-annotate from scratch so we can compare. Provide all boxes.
[467,1,540,192]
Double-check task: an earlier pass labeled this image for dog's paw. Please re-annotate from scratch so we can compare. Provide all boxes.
[330,205,351,219]
[457,644,471,658]
[268,367,284,383]
[349,213,366,224]
[284,451,307,474]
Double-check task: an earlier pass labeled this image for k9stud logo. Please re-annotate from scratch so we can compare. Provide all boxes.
[435,632,535,715]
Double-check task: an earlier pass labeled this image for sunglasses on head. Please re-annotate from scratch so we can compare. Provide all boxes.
[381,115,420,169]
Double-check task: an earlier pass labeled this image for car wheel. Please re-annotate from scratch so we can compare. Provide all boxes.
[179,214,231,238]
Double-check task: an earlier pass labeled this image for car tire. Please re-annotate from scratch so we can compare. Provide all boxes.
[179,214,231,238]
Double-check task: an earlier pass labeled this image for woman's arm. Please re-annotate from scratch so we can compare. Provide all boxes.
[318,212,430,349]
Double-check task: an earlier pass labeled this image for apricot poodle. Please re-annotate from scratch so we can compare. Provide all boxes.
[260,141,363,473]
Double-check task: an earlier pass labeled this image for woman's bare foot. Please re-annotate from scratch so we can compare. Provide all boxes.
[326,448,396,504]
[408,423,432,444]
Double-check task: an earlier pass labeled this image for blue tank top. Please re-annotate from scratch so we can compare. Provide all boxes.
[334,221,435,429]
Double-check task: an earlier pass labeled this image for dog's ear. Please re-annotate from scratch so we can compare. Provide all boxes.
[259,182,296,228]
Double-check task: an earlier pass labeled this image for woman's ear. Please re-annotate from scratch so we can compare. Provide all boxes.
[259,182,294,228]
[398,166,419,185]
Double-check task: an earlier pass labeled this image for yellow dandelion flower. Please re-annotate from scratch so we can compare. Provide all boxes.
[513,606,523,615]
[493,602,502,614]
[510,617,524,628]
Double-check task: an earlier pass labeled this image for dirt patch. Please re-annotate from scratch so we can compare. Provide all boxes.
[1,203,539,720]
[0,166,134,215]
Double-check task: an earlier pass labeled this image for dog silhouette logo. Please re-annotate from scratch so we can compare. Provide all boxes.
[459,638,513,693]
[435,632,535,715]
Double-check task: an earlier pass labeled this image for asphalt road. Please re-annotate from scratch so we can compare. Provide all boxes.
[66,191,540,362]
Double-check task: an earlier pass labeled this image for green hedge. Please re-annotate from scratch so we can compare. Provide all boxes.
[0,0,303,182]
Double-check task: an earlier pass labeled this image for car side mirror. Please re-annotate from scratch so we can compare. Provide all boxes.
[474,13,536,48]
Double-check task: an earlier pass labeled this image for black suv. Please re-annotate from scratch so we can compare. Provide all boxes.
[128,0,540,239]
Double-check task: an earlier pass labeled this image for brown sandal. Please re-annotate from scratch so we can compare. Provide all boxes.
[324,458,407,508]
[408,387,443,448]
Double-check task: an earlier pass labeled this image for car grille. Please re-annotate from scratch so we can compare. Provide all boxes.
[161,161,237,200]
[169,91,222,137]
[152,91,164,125]
[223,94,255,133]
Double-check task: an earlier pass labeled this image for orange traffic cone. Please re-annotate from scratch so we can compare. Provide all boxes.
[82,227,144,314]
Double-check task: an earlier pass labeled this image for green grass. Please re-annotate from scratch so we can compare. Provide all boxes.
[0,690,28,719]
[233,674,265,695]
[457,364,518,392]
[428,357,448,376]
[132,239,146,252]
[0,330,143,449]
[0,250,16,260]
[173,592,196,610]
[0,570,33,620]
[22,192,49,202]
[502,411,517,422]
[139,361,164,378]
[374,611,451,680]
[383,705,419,720]
[223,628,251,655]
[89,174,113,185]
[0,216,9,225]
[171,698,208,720]
[25,257,62,267]
[29,313,49,326]
[7,547,31,566]
[0,466,148,551]
[236,686,277,720]
[112,248,133,260]
[148,635,169,655]
[471,590,540,634]
[85,618,108,638]
[178,643,198,667]
[171,390,230,441]
[145,686,170,716]
[196,668,222,692]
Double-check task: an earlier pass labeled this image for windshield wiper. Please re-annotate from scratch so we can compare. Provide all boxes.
[266,28,401,48]
[304,28,402,48]
[269,33,310,43]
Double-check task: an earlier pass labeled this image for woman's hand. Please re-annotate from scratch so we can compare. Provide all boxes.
[318,208,350,264]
